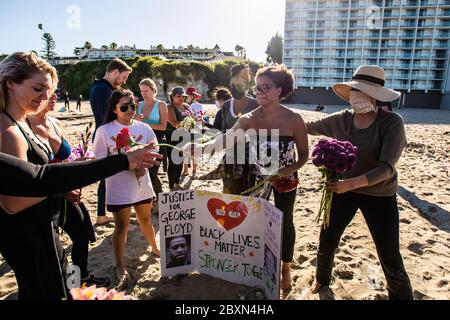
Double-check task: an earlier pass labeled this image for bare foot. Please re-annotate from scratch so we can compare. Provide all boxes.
[281,273,292,292]
[96,215,114,225]
[281,263,292,292]
[310,278,322,294]
[114,266,130,291]
[151,248,161,257]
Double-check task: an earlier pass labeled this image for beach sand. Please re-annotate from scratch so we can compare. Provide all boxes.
[1,101,449,300]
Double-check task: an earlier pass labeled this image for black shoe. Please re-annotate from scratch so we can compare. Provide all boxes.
[81,274,110,288]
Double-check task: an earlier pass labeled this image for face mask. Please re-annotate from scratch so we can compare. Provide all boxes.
[349,91,375,114]
[215,101,222,109]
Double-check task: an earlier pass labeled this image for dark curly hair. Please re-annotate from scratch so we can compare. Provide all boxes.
[255,64,295,101]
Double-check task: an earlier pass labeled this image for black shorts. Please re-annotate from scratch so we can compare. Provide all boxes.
[107,198,152,212]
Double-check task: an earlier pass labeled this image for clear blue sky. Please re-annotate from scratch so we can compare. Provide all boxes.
[0,0,285,63]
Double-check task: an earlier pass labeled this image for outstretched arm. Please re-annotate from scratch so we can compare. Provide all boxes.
[0,146,162,198]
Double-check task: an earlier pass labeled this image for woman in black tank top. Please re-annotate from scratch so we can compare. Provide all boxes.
[0,52,68,300]
[1,112,68,300]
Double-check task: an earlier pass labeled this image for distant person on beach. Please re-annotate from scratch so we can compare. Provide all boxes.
[166,235,191,268]
[315,104,325,111]
[306,65,413,300]
[28,92,110,288]
[63,90,70,111]
[90,58,132,225]
[76,94,83,112]
[93,89,160,290]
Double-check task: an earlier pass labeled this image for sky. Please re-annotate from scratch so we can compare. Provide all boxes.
[0,0,285,63]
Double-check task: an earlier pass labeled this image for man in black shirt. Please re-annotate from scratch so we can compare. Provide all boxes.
[90,58,132,225]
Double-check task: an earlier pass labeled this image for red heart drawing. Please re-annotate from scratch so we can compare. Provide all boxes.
[207,198,248,231]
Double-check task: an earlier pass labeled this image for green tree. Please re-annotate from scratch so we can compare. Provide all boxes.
[84,41,93,49]
[235,45,246,58]
[265,33,283,63]
[110,42,118,49]
[187,44,194,50]
[100,45,109,49]
[41,33,57,60]
[156,44,165,51]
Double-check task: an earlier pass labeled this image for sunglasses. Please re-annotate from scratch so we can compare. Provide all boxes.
[253,84,277,94]
[119,102,137,112]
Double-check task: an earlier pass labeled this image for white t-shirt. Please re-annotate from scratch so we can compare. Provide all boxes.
[93,120,157,205]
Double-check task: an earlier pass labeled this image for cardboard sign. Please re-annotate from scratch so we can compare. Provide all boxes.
[159,189,283,300]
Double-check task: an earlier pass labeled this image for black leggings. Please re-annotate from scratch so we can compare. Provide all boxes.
[60,202,95,279]
[97,179,106,217]
[167,139,183,189]
[273,187,297,263]
[315,192,413,300]
[148,132,164,200]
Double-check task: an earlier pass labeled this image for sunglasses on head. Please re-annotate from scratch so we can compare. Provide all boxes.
[253,84,277,94]
[119,102,137,112]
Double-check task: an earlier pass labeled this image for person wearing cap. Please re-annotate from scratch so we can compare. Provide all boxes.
[306,65,413,300]
[165,86,190,189]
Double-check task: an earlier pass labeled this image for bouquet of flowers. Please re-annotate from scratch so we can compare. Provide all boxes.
[312,138,357,228]
[70,285,130,300]
[179,108,206,131]
[68,121,95,161]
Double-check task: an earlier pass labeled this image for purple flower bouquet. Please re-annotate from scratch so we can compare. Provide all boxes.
[312,138,357,228]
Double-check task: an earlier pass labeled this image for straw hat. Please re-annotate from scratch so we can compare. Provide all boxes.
[332,65,401,102]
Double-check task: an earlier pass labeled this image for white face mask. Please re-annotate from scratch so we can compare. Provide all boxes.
[349,90,375,114]
[215,101,222,109]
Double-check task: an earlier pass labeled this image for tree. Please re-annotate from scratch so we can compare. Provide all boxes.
[110,42,118,49]
[156,44,165,51]
[265,33,283,64]
[235,45,246,58]
[84,41,93,49]
[100,45,109,50]
[187,44,194,50]
[41,33,57,60]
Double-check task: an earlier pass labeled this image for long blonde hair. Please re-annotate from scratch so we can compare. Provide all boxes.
[139,78,158,98]
[0,52,58,113]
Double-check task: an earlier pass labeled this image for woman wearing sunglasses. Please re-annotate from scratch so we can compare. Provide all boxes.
[93,89,160,289]
[187,65,309,294]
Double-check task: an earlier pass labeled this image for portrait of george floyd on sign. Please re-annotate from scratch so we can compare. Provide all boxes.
[159,189,283,300]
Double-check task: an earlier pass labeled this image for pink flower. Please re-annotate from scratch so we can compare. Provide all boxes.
[70,285,131,300]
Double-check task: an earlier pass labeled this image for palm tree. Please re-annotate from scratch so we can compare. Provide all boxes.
[110,42,118,49]
[100,45,109,50]
[156,44,165,51]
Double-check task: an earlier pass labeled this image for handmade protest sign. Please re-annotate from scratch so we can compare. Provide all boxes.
[159,189,283,300]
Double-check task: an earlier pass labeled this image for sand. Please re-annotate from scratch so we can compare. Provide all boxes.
[1,101,449,300]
